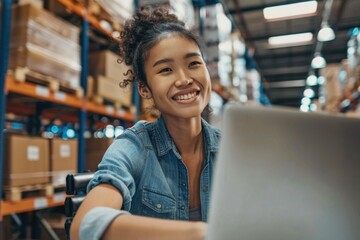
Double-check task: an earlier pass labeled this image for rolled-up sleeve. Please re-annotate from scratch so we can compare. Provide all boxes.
[87,129,147,211]
[79,206,130,240]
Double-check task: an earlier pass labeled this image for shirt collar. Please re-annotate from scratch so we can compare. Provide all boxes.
[152,116,220,157]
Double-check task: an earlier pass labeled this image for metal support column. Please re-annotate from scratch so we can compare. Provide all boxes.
[78,18,89,173]
[0,0,13,201]
[0,0,10,219]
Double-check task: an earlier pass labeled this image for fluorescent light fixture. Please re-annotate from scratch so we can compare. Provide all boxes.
[317,23,335,42]
[268,32,313,46]
[311,53,326,69]
[306,74,318,86]
[263,1,318,20]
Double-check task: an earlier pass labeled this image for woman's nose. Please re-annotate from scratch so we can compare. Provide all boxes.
[174,71,193,87]
[175,78,193,87]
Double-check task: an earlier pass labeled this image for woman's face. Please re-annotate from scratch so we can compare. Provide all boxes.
[142,34,212,120]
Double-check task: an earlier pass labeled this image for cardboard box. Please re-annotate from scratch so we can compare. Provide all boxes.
[9,46,81,88]
[4,135,49,187]
[89,51,130,81]
[85,138,114,172]
[12,4,79,43]
[10,20,80,65]
[50,139,78,186]
[88,75,132,107]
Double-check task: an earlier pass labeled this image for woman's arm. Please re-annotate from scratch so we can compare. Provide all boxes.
[70,184,206,240]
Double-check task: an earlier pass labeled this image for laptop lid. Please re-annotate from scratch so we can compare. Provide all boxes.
[207,104,360,240]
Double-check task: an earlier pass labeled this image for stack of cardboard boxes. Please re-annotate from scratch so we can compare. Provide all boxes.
[8,4,81,88]
[4,135,78,189]
[88,50,133,108]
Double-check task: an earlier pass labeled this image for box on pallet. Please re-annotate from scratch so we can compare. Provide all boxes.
[10,20,80,66]
[85,138,114,172]
[11,4,79,42]
[4,135,50,187]
[9,46,81,88]
[12,4,80,42]
[9,4,81,88]
[88,50,130,81]
[50,139,78,186]
[87,75,132,107]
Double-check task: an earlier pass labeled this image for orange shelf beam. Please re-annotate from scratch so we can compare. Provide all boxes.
[6,76,83,109]
[0,193,66,217]
[56,0,120,43]
[86,100,135,122]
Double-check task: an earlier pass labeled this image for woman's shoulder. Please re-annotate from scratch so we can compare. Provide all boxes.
[115,120,157,148]
[126,120,154,133]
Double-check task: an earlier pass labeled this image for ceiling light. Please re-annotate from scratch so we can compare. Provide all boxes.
[304,88,315,98]
[301,97,311,105]
[263,1,318,20]
[268,32,313,46]
[310,103,317,111]
[311,53,327,69]
[317,23,335,42]
[306,74,318,86]
[300,104,310,112]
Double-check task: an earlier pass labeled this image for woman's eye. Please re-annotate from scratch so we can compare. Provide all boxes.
[189,61,201,67]
[159,68,172,73]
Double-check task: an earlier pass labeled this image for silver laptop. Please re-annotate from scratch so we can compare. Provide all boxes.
[207,104,360,240]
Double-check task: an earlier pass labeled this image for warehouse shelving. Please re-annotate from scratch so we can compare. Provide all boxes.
[6,75,83,109]
[0,0,240,235]
[0,193,66,217]
[0,0,137,233]
[57,0,121,42]
[6,75,135,121]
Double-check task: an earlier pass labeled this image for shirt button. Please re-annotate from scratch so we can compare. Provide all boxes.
[181,205,185,210]
[203,186,209,192]
[182,183,186,187]
[156,204,162,209]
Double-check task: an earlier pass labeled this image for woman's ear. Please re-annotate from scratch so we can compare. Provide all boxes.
[138,83,152,99]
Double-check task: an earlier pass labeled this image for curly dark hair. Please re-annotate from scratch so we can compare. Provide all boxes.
[118,7,203,88]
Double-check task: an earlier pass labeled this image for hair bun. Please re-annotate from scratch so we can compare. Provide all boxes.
[119,7,183,66]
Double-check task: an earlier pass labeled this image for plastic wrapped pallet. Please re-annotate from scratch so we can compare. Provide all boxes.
[9,4,81,88]
[12,4,79,42]
[9,45,81,88]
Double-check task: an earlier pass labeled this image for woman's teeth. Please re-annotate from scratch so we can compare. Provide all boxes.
[174,91,197,100]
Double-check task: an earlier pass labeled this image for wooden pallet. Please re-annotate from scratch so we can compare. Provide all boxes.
[91,95,124,110]
[10,67,84,98]
[4,183,55,202]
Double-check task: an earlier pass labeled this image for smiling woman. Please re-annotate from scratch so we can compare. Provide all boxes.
[70,6,221,240]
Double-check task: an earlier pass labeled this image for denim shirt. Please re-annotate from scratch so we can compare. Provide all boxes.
[87,116,221,222]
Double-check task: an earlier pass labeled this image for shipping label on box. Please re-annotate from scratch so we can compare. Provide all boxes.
[5,135,50,187]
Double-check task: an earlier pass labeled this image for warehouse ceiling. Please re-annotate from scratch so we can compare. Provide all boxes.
[221,0,360,107]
